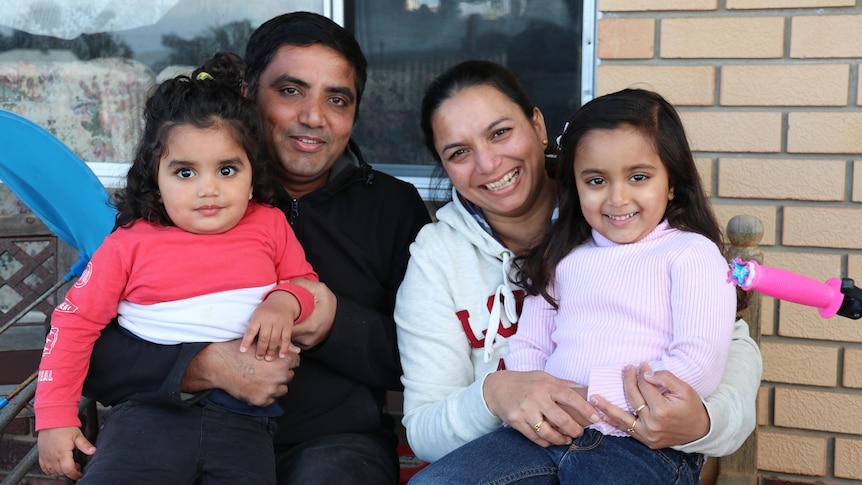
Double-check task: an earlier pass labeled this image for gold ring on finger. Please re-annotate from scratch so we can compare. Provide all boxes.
[626,416,638,434]
[533,419,544,433]
[633,403,647,417]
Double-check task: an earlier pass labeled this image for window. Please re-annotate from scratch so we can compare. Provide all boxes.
[0,1,333,173]
[0,1,334,70]
[0,0,593,191]
[349,0,589,167]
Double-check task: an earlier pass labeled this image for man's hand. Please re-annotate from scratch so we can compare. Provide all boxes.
[38,426,96,480]
[182,339,301,407]
[285,278,336,349]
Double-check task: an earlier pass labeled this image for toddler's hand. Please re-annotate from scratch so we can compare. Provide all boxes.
[37,426,96,480]
[241,290,300,360]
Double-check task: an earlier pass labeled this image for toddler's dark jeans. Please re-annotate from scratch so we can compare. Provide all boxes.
[78,400,277,484]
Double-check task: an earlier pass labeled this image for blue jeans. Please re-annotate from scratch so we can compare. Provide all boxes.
[274,432,399,485]
[79,400,278,484]
[409,427,704,485]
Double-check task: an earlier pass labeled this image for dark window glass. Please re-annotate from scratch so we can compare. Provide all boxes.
[348,0,584,166]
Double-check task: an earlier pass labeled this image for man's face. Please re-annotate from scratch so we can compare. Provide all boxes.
[255,43,357,197]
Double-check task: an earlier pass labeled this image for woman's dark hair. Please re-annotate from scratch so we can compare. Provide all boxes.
[516,88,728,309]
[114,51,274,228]
[244,11,367,118]
[420,60,536,164]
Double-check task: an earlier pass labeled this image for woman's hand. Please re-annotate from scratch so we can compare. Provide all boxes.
[591,363,710,449]
[483,370,600,447]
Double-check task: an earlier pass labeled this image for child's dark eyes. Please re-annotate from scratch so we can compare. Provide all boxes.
[176,168,194,178]
[219,166,237,176]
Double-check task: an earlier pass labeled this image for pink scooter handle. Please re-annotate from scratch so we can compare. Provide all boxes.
[728,258,843,318]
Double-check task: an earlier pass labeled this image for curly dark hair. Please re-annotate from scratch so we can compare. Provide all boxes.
[516,88,728,309]
[113,51,274,228]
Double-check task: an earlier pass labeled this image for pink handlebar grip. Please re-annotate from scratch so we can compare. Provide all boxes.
[729,258,843,318]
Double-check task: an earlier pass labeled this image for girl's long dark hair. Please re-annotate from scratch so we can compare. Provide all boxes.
[114,51,274,228]
[516,88,726,309]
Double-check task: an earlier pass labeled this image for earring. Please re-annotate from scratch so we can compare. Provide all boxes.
[542,139,548,146]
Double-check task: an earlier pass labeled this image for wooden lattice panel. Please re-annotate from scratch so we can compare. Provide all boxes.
[0,235,58,327]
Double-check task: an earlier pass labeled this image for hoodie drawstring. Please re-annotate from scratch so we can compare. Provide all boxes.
[484,251,519,363]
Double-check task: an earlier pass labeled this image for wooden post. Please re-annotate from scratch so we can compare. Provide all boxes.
[717,215,763,485]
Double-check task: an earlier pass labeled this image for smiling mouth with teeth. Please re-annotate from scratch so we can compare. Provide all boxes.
[296,136,322,144]
[606,212,636,221]
[484,169,519,191]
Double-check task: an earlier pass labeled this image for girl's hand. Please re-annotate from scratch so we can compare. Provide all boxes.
[37,426,96,480]
[283,278,336,350]
[591,363,710,449]
[483,370,600,447]
[241,290,300,361]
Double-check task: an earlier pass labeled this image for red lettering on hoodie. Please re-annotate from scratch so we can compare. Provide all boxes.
[456,290,525,349]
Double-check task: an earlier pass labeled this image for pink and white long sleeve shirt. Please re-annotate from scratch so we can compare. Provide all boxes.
[506,221,736,436]
[36,202,317,431]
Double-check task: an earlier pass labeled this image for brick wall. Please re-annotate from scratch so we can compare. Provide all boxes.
[597,1,862,483]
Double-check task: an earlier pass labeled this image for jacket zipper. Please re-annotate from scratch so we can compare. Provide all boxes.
[289,198,299,226]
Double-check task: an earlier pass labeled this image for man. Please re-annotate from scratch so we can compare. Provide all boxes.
[84,12,431,484]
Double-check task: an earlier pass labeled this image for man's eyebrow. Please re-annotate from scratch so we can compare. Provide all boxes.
[327,86,355,103]
[269,74,308,89]
[268,74,355,103]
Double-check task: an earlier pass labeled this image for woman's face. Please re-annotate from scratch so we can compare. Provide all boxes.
[431,84,549,222]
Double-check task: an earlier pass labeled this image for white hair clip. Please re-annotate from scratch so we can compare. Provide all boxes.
[555,121,570,151]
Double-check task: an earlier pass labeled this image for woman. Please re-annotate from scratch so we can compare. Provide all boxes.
[394,60,761,467]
